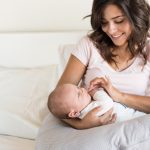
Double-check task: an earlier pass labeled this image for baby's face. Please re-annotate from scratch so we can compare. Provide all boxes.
[68,85,91,111]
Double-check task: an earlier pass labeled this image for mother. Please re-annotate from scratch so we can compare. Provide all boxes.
[48,0,150,129]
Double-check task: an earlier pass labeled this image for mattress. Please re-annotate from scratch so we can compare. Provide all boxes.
[0,135,35,150]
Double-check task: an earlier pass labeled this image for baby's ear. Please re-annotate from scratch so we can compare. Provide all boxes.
[68,111,80,118]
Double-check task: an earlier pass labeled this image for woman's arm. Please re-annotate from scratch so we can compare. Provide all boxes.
[63,107,116,129]
[89,77,150,113]
[57,55,85,86]
[117,93,150,114]
[50,55,116,129]
[102,80,150,114]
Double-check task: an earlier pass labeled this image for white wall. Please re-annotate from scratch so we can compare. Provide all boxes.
[0,0,92,32]
[0,0,149,32]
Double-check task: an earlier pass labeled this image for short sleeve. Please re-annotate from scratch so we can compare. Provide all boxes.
[71,36,91,66]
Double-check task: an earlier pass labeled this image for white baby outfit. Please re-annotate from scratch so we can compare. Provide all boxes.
[79,90,114,119]
[79,90,145,121]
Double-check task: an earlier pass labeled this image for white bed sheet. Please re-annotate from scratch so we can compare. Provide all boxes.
[0,135,35,150]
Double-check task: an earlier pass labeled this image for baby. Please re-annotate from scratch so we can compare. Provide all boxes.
[48,83,113,119]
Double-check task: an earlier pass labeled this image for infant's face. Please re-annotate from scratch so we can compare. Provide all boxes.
[68,85,91,111]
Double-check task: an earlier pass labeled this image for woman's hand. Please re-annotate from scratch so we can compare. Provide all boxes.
[81,107,116,129]
[88,77,123,102]
[64,107,117,129]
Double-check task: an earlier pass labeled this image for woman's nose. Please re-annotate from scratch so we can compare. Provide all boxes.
[107,23,117,34]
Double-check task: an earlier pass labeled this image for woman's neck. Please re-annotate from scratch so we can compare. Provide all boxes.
[109,45,135,71]
[112,45,131,60]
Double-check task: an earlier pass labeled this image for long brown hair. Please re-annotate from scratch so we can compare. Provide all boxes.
[87,0,150,64]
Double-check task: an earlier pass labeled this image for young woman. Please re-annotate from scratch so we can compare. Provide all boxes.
[48,0,150,129]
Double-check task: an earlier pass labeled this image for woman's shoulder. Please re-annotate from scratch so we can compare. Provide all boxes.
[71,36,93,66]
[77,35,99,54]
[77,35,94,46]
[72,35,100,66]
[75,35,97,56]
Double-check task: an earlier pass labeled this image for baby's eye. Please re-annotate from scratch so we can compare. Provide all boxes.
[78,91,80,98]
[77,87,81,98]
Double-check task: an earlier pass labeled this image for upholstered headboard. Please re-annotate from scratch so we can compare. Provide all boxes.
[0,31,87,67]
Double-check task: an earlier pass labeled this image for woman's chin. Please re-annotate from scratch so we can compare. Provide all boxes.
[113,41,127,47]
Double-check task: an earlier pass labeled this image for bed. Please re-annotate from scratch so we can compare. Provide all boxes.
[0,31,150,150]
[0,0,92,149]
[0,0,150,149]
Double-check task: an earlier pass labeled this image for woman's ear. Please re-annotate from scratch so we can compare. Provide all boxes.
[68,110,80,118]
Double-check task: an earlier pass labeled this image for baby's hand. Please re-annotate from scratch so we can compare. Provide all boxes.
[88,76,123,102]
[88,77,109,92]
[88,88,98,97]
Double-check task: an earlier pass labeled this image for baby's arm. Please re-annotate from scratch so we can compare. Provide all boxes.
[88,76,122,102]
[93,89,113,102]
[85,88,114,118]
[93,90,114,116]
[88,84,113,103]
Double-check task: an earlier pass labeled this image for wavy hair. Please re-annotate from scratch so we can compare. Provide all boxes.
[88,0,150,64]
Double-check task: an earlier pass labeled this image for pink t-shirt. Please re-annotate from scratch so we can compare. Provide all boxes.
[72,36,150,96]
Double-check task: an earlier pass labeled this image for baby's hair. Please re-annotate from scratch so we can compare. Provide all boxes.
[47,86,70,119]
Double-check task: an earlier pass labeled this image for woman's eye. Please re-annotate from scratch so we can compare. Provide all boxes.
[101,18,125,27]
[115,19,124,24]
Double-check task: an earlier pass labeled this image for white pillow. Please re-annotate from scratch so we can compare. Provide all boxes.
[58,44,76,74]
[0,65,58,139]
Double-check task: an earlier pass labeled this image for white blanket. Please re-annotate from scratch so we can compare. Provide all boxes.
[0,135,34,150]
[36,113,150,150]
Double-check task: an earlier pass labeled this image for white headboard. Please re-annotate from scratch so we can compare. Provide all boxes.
[0,31,87,67]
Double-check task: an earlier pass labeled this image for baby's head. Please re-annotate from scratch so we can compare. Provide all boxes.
[48,84,91,119]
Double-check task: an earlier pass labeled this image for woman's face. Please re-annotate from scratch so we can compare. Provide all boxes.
[101,4,132,47]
